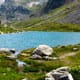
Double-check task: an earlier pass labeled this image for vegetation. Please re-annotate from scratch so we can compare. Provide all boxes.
[0,2,80,34]
[23,22,80,32]
[0,44,80,80]
[1,20,80,34]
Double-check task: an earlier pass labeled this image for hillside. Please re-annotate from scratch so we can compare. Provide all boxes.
[0,0,31,24]
[0,0,80,33]
[57,2,80,24]
[43,0,66,13]
[0,44,80,80]
[42,0,80,24]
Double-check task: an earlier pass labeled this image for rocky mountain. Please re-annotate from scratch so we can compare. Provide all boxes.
[16,0,48,14]
[15,0,48,8]
[41,0,80,24]
[0,0,31,24]
[56,0,80,24]
[43,0,75,13]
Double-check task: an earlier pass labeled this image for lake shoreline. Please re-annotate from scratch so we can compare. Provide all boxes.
[0,43,80,80]
[0,31,80,50]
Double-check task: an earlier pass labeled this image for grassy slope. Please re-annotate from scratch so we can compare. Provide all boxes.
[10,1,80,32]
[0,1,80,33]
[0,44,80,80]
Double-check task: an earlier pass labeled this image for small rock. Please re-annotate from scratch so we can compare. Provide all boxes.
[22,78,28,80]
[73,48,78,51]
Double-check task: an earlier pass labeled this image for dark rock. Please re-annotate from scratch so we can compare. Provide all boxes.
[43,0,74,13]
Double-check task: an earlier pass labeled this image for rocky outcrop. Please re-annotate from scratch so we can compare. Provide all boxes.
[32,45,53,56]
[31,45,54,60]
[45,67,74,80]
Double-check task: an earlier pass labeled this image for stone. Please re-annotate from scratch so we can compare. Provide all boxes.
[73,48,78,51]
[22,78,28,80]
[0,48,16,53]
[45,67,74,80]
[32,45,53,56]
[30,54,42,59]
[16,60,29,73]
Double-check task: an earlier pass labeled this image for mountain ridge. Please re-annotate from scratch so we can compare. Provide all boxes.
[0,0,31,24]
[43,0,75,13]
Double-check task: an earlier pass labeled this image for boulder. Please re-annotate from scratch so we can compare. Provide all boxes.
[32,45,53,56]
[45,67,74,80]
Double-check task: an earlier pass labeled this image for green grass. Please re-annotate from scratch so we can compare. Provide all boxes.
[24,22,80,32]
[0,44,80,80]
[0,1,80,33]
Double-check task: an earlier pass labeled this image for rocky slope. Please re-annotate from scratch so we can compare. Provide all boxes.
[42,0,80,24]
[0,0,31,24]
[43,0,75,13]
[57,2,80,24]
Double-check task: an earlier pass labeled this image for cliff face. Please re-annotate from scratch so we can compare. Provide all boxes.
[44,0,65,13]
[43,0,75,13]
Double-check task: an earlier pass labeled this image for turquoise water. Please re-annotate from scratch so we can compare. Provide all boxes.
[0,32,80,50]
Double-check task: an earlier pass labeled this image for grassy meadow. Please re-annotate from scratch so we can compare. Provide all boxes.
[0,44,80,80]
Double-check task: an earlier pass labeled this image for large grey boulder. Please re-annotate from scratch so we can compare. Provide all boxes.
[32,45,53,56]
[45,67,74,80]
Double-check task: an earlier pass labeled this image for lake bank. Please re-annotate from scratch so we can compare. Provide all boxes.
[0,22,80,34]
[0,44,80,80]
[0,31,80,50]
